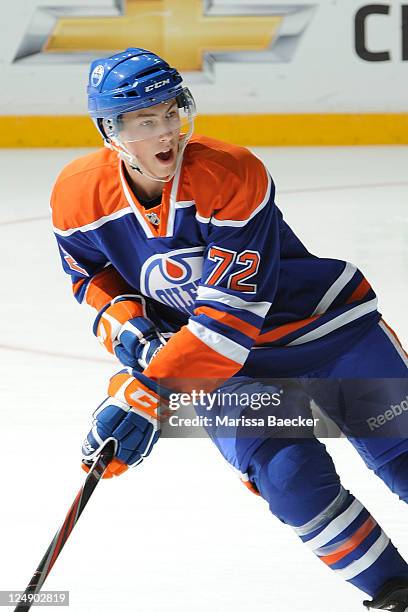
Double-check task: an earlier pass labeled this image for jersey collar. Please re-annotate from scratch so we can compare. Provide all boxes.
[119,160,181,239]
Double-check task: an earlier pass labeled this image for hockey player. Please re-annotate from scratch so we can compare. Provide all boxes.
[51,48,408,611]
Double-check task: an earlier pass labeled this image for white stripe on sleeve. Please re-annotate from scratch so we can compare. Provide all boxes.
[53,207,133,237]
[195,169,272,228]
[196,286,271,318]
[288,298,378,346]
[211,172,272,227]
[187,319,250,365]
[312,262,357,315]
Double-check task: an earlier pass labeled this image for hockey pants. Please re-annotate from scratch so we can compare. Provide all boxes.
[210,320,408,596]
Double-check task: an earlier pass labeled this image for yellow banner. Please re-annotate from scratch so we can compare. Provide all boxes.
[2,114,408,147]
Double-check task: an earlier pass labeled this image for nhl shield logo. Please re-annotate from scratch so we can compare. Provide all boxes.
[140,247,204,314]
[146,211,160,226]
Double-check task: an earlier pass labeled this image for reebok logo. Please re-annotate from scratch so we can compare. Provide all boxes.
[367,396,408,431]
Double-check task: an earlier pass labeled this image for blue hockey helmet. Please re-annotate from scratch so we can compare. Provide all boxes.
[88,47,186,119]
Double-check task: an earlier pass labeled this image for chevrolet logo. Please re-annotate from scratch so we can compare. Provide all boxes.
[14,1,316,73]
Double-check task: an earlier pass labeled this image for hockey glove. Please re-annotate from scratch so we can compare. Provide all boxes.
[81,370,168,478]
[94,296,166,369]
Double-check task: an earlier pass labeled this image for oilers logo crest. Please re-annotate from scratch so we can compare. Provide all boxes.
[140,247,204,314]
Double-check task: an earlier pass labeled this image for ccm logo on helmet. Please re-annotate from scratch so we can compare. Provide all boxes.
[145,79,170,92]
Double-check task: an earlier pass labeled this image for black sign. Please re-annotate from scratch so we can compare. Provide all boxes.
[355,4,408,61]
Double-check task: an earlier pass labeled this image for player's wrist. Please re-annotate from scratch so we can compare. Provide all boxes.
[94,295,167,369]
[93,295,146,353]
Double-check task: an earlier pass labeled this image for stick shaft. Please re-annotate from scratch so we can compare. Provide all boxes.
[14,441,115,612]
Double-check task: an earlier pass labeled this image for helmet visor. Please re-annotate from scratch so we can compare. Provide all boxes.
[104,88,196,144]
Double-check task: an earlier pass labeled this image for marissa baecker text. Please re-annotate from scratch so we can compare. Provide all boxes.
[167,415,320,428]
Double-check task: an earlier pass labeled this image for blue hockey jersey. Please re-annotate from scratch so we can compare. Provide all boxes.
[51,135,380,381]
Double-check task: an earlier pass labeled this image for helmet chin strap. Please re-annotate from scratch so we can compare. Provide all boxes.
[105,120,194,184]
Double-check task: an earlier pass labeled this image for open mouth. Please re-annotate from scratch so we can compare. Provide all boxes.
[155,149,174,163]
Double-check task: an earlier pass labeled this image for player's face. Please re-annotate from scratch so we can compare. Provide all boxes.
[118,100,181,179]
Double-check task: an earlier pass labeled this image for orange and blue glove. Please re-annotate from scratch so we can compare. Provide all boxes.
[81,370,168,478]
[94,295,166,369]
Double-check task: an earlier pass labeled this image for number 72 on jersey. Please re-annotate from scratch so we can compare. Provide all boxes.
[205,247,260,294]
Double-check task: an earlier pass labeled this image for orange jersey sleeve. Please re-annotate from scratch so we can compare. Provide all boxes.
[51,148,136,311]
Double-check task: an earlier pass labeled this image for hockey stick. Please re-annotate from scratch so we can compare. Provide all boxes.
[14,440,116,612]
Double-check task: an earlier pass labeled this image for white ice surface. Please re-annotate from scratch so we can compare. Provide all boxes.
[0,146,407,612]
